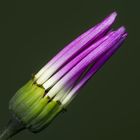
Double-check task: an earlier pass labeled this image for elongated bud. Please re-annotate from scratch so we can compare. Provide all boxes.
[0,12,127,140]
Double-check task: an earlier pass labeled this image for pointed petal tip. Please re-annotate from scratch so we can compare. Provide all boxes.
[108,11,117,19]
[122,33,128,39]
[103,11,117,26]
[111,11,117,17]
[117,26,126,34]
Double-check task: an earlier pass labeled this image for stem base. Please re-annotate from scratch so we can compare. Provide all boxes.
[0,117,25,140]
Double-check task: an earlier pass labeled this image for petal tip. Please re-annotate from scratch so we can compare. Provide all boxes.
[123,32,128,38]
[103,11,117,26]
[117,26,126,34]
[111,11,117,17]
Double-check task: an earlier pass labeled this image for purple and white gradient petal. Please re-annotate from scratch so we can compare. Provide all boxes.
[43,32,112,90]
[61,33,127,107]
[45,27,126,99]
[34,12,127,106]
[35,12,117,85]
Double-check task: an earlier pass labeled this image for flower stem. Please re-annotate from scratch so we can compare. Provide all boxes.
[0,117,25,140]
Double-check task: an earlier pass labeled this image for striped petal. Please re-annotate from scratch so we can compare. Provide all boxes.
[45,27,125,99]
[61,33,127,107]
[43,32,114,90]
[36,12,117,85]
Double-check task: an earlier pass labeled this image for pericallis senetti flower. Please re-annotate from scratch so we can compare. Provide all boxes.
[0,12,127,140]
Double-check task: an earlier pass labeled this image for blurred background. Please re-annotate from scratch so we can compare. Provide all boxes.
[0,0,139,140]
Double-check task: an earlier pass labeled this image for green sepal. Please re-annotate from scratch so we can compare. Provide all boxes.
[30,105,63,133]
[22,97,49,124]
[9,80,65,133]
[9,80,45,124]
[29,101,63,132]
[9,80,36,110]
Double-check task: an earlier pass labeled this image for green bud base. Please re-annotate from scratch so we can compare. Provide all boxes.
[7,79,64,136]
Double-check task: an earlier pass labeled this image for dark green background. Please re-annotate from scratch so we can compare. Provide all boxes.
[0,0,139,140]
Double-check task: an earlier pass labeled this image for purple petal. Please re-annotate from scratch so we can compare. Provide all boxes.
[36,12,117,85]
[45,27,125,98]
[43,32,114,90]
[35,25,96,80]
[62,32,128,106]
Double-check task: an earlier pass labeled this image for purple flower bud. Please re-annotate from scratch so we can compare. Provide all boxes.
[6,12,127,138]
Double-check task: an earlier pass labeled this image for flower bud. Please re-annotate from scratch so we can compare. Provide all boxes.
[0,12,127,140]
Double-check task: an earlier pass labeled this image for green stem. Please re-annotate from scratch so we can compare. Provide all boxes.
[0,117,25,140]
